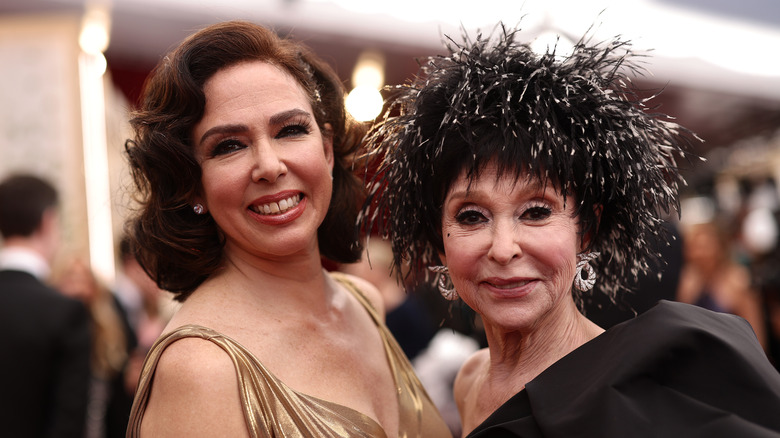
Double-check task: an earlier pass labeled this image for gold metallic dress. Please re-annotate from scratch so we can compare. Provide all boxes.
[126,273,452,437]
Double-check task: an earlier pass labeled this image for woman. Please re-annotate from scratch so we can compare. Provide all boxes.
[362,25,780,437]
[124,21,450,437]
[677,220,767,347]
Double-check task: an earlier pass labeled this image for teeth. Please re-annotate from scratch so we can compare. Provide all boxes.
[252,195,300,215]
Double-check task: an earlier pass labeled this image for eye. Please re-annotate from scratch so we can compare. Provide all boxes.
[210,139,246,157]
[276,119,312,139]
[455,208,487,225]
[520,205,552,221]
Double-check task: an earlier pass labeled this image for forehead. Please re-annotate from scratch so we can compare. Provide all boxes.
[448,161,553,197]
[201,61,310,114]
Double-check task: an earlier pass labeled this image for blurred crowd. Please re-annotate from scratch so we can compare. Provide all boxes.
[677,176,780,370]
[0,173,177,437]
[50,237,178,437]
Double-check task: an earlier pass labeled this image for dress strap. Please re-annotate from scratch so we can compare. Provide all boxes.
[328,271,383,325]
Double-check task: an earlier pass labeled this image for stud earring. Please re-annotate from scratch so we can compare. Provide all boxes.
[574,252,599,292]
[428,265,459,301]
[193,204,205,215]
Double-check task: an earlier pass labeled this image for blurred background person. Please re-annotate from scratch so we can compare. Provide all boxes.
[0,173,91,438]
[114,236,176,403]
[54,256,135,438]
[754,239,780,371]
[677,220,768,349]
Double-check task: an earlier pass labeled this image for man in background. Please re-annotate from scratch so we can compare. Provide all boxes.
[0,174,91,437]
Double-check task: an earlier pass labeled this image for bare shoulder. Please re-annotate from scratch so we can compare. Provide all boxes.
[335,271,387,318]
[453,348,489,406]
[140,336,250,437]
[453,348,489,434]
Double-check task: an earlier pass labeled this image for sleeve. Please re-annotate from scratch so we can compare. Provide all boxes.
[642,303,780,437]
[526,301,780,438]
[46,298,91,438]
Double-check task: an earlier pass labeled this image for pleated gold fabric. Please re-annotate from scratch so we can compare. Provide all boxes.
[126,273,452,437]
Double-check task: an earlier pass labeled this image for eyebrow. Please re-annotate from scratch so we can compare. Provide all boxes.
[198,124,247,145]
[197,108,313,145]
[449,175,548,200]
[269,108,311,126]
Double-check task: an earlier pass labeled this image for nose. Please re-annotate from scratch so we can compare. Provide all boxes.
[250,140,287,183]
[487,220,521,265]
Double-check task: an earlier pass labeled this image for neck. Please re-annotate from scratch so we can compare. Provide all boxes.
[0,241,52,279]
[168,237,349,335]
[1,237,48,261]
[482,298,603,398]
[197,246,335,312]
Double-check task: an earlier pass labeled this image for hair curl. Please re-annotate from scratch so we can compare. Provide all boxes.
[361,24,699,308]
[125,20,365,301]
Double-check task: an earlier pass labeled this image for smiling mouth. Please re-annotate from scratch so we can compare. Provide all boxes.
[486,280,533,290]
[250,194,302,215]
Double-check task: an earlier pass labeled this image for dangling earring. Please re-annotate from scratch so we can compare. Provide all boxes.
[574,252,600,292]
[193,203,205,215]
[428,265,459,301]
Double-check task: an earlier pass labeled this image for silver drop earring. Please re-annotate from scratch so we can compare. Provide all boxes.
[428,265,459,301]
[574,252,600,292]
[193,203,205,215]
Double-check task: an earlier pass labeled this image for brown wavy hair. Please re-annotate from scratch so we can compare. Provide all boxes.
[125,20,366,301]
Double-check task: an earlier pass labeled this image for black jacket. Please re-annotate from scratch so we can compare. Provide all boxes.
[0,269,91,438]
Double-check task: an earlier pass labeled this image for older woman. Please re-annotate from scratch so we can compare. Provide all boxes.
[362,25,780,437]
[124,21,450,437]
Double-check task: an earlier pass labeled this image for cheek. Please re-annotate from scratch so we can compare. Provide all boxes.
[298,156,333,199]
[290,144,331,179]
[201,164,243,201]
[532,235,579,285]
[548,251,578,283]
[441,229,488,283]
[443,245,477,279]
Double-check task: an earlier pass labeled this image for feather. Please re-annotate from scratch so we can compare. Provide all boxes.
[359,22,699,307]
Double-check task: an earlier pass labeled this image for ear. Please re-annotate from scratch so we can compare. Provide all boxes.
[39,208,57,235]
[37,207,61,262]
[438,251,448,267]
[581,204,603,251]
[322,123,335,171]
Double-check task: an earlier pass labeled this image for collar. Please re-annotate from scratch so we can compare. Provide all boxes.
[0,246,51,280]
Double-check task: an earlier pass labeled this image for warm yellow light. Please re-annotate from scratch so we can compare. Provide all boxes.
[347,49,386,122]
[346,85,383,122]
[89,52,107,76]
[78,51,115,285]
[352,50,385,89]
[79,5,111,55]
